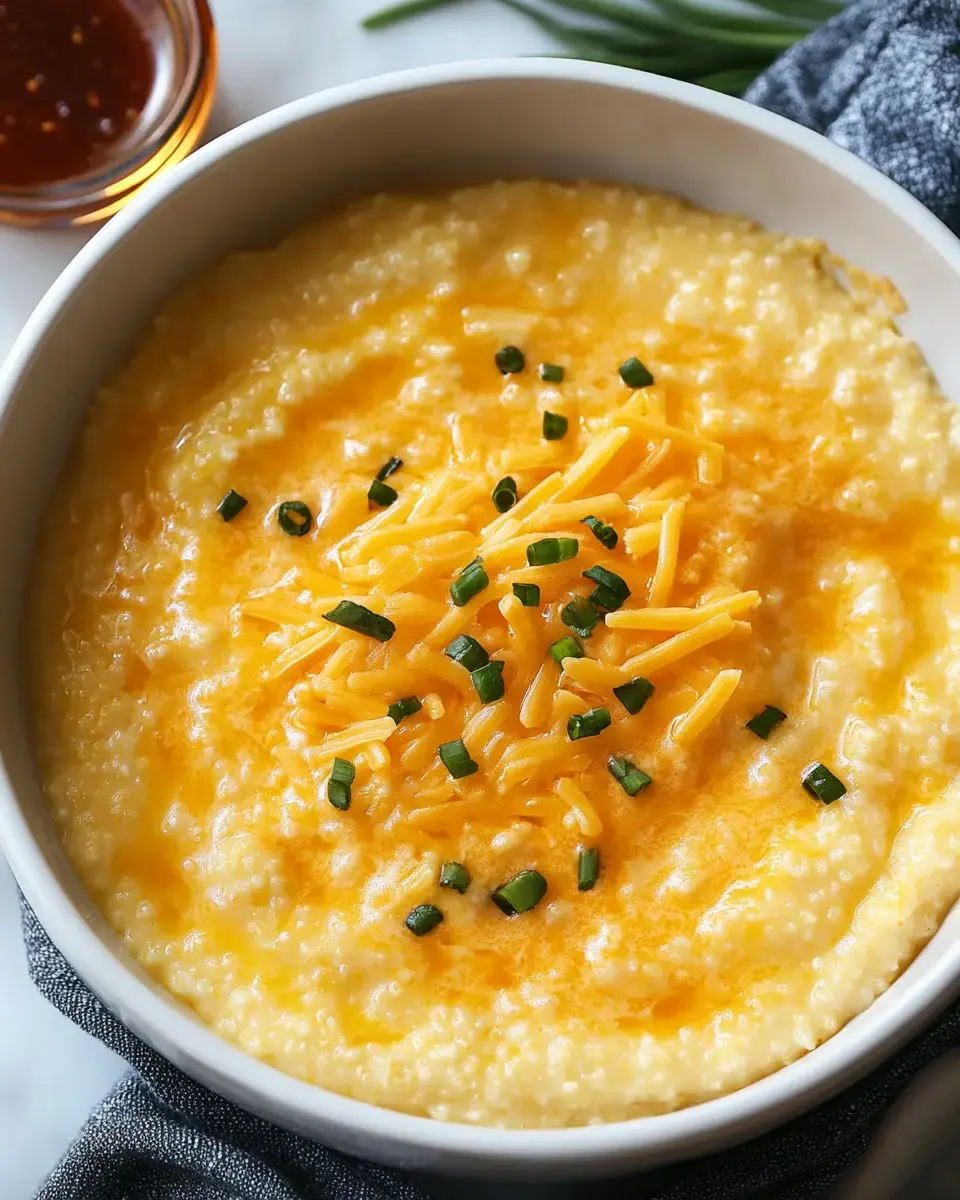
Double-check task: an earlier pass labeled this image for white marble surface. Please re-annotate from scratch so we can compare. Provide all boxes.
[0,3,554,1195]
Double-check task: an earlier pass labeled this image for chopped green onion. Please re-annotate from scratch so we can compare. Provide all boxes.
[439,861,471,893]
[619,356,654,388]
[581,515,618,550]
[542,411,569,441]
[578,847,600,892]
[539,362,564,383]
[444,634,489,671]
[512,582,540,607]
[561,595,599,638]
[608,756,652,797]
[438,739,479,779]
[526,536,579,566]
[613,676,655,715]
[323,600,395,642]
[495,345,525,375]
[450,557,489,607]
[492,475,518,513]
[368,479,398,507]
[388,696,422,724]
[491,869,547,916]
[802,762,847,804]
[549,635,583,666]
[582,565,631,611]
[470,660,505,705]
[404,903,444,936]
[376,457,403,482]
[746,705,787,739]
[567,707,611,741]
[591,584,623,610]
[277,500,312,537]
[217,489,248,522]
[327,757,355,811]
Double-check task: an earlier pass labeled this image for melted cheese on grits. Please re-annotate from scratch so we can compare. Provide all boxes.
[28,181,960,1126]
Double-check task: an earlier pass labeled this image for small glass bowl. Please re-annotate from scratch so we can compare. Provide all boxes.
[0,0,216,227]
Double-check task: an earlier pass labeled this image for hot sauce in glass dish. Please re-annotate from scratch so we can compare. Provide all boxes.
[0,0,216,225]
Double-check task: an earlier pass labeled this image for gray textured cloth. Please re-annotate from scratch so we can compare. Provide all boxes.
[23,3,960,1196]
[745,0,960,233]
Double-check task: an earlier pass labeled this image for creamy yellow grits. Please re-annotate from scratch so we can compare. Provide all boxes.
[27,181,960,1127]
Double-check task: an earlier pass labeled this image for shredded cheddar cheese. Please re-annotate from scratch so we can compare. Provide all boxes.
[519,663,555,729]
[672,669,743,745]
[318,716,397,761]
[266,628,339,679]
[615,411,724,484]
[623,520,664,559]
[647,500,685,607]
[554,426,633,501]
[606,592,761,631]
[555,778,603,838]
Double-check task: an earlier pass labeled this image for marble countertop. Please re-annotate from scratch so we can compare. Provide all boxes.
[0,3,555,1195]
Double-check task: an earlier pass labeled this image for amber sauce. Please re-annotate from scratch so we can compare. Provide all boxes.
[0,0,155,188]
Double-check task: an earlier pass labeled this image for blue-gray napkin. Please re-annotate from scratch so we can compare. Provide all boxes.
[22,1,960,1195]
[745,0,960,234]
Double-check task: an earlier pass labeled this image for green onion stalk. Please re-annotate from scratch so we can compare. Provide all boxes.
[361,0,843,97]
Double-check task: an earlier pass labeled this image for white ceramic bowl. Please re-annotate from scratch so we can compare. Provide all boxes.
[3,59,960,1181]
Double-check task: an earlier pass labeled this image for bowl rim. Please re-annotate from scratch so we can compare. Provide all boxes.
[4,55,960,1170]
